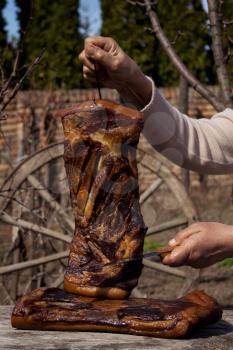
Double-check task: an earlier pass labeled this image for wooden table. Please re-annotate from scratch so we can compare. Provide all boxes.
[1,306,233,349]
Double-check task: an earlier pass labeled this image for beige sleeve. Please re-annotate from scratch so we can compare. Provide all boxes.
[141,78,233,175]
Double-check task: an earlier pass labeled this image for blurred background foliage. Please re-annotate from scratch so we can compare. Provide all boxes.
[101,0,216,86]
[0,0,233,89]
[15,0,83,88]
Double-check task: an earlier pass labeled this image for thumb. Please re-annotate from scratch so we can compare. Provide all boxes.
[85,44,114,70]
[162,245,189,267]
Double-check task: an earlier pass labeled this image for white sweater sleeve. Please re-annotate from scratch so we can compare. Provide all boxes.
[141,78,233,175]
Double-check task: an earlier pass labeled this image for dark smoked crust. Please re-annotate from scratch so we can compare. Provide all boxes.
[58,99,144,122]
[61,100,147,299]
[11,288,222,338]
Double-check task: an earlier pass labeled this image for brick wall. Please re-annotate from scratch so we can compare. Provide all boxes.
[0,86,219,184]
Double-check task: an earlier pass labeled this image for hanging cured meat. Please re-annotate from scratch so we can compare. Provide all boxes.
[60,100,147,299]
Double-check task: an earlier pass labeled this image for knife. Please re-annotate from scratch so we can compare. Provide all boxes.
[104,246,173,266]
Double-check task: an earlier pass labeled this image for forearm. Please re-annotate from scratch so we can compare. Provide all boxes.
[140,78,233,175]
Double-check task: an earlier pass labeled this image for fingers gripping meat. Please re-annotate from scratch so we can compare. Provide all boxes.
[60,100,147,299]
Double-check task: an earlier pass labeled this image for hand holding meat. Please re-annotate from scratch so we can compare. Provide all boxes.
[79,36,152,109]
[162,222,233,268]
[80,36,233,270]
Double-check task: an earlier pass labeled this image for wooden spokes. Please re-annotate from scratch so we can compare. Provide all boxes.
[0,141,198,302]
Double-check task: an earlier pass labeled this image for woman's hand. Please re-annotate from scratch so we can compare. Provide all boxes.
[79,36,152,109]
[162,222,233,268]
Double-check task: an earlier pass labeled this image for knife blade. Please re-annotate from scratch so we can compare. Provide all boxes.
[103,246,173,267]
[122,251,161,263]
[102,251,160,267]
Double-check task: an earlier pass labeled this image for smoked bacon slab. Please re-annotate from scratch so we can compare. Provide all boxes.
[11,288,222,338]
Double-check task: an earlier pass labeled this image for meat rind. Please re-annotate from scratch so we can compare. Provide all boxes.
[60,100,147,299]
[11,288,222,338]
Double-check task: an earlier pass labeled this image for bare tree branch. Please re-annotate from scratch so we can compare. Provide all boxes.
[0,48,45,120]
[171,31,184,45]
[1,50,21,97]
[207,0,233,107]
[0,61,5,88]
[0,251,69,275]
[0,0,41,121]
[223,20,233,26]
[127,0,157,6]
[143,0,225,111]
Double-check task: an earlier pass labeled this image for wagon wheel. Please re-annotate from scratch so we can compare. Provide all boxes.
[0,142,71,302]
[0,141,199,302]
[136,138,200,296]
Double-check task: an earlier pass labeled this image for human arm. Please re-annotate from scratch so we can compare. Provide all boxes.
[79,36,233,175]
[162,222,233,268]
[141,79,233,174]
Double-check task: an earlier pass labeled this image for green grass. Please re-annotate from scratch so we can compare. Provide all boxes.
[218,258,233,267]
[143,240,165,252]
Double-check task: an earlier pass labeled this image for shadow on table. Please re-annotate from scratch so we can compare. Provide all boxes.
[192,320,233,339]
[221,305,233,310]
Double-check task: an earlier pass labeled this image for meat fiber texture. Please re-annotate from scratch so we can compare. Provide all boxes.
[11,288,222,338]
[60,100,147,299]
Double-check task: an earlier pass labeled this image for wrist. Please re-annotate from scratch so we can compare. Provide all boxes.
[130,70,152,106]
[222,225,233,259]
[118,66,152,110]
